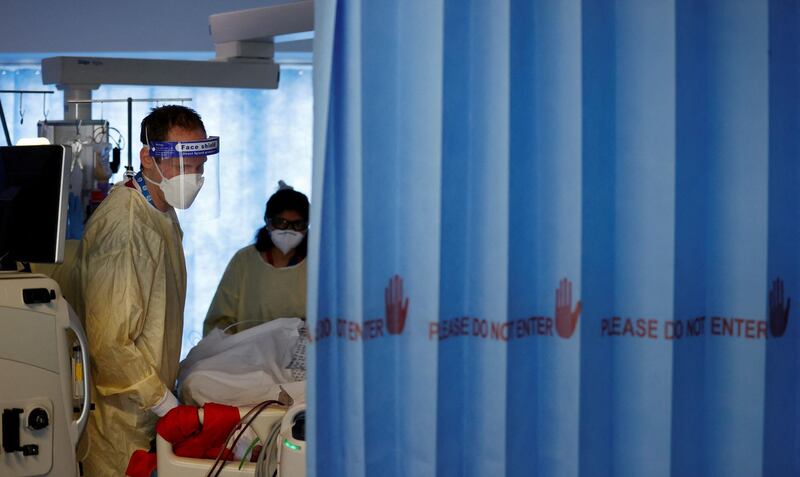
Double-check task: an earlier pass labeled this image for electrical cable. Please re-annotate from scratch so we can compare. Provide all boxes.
[205,399,283,477]
[238,436,261,470]
[207,400,274,477]
[93,125,124,149]
[255,419,282,477]
[108,126,125,150]
[213,400,278,477]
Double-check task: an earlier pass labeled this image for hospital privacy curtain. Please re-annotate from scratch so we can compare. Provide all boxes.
[306,1,800,476]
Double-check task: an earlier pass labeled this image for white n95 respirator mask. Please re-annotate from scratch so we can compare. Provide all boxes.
[151,161,204,210]
[163,175,204,210]
[271,230,305,254]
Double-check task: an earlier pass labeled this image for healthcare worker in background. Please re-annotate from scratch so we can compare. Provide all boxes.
[69,105,219,477]
[203,182,308,335]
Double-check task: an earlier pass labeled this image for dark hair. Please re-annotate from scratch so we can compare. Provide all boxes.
[255,188,310,256]
[140,105,206,144]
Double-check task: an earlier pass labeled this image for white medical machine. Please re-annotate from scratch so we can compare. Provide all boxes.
[0,145,91,477]
[0,273,90,477]
[276,402,305,477]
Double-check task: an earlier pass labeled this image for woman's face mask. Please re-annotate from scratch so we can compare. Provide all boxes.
[270,229,305,254]
[269,212,308,254]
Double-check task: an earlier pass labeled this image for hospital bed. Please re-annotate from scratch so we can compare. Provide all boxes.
[157,402,305,477]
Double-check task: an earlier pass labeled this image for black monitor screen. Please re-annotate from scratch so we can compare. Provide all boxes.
[0,145,67,265]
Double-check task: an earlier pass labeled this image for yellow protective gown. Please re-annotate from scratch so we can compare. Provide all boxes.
[71,184,186,477]
[203,245,306,335]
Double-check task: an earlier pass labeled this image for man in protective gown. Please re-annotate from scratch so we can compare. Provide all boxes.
[68,105,217,476]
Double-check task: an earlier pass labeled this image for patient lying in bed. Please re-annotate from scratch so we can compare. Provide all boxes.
[178,317,307,407]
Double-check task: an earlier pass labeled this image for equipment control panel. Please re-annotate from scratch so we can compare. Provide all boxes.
[0,398,54,476]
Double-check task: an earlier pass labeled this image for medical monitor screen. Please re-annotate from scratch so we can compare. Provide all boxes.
[0,145,68,264]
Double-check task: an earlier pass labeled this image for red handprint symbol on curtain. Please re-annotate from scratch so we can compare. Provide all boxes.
[385,275,409,335]
[769,277,791,338]
[555,278,582,339]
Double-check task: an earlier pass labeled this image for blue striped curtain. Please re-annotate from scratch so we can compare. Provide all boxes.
[307,0,800,476]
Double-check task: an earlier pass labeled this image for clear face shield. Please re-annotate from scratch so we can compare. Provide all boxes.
[147,135,220,220]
